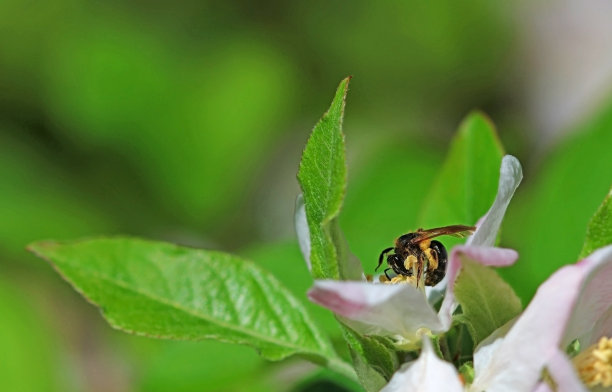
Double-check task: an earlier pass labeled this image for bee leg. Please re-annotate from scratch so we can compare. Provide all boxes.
[415,254,428,288]
[384,268,393,281]
[376,247,394,271]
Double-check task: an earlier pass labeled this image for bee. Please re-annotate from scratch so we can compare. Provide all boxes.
[376,225,475,287]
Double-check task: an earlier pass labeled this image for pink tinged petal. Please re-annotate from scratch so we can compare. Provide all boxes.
[308,280,444,339]
[562,245,612,347]
[438,245,519,328]
[380,338,464,392]
[468,155,523,247]
[294,194,311,271]
[470,246,612,392]
[470,263,586,392]
[545,349,587,392]
[429,156,521,301]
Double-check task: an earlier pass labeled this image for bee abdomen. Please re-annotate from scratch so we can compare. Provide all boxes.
[425,240,448,286]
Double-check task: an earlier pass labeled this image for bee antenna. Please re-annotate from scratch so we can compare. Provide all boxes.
[376,247,394,271]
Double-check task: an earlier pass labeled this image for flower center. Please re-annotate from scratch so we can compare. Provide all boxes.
[573,336,612,388]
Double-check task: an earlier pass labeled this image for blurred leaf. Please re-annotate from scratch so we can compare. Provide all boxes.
[342,326,398,392]
[294,1,510,125]
[418,112,504,232]
[138,340,273,392]
[0,131,115,260]
[43,16,296,226]
[579,187,612,259]
[291,368,365,392]
[28,237,354,378]
[502,101,612,302]
[454,258,521,346]
[297,77,355,280]
[0,278,69,392]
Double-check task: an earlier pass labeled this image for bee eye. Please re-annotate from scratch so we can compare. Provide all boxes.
[386,254,397,264]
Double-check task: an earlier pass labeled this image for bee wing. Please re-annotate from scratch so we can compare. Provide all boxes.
[448,231,474,238]
[409,225,476,244]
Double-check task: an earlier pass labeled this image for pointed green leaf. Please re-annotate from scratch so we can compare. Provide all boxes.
[580,187,612,259]
[27,237,354,378]
[453,258,521,345]
[342,326,399,392]
[419,112,504,233]
[298,77,360,280]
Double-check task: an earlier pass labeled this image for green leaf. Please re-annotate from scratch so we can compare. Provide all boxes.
[342,326,399,392]
[418,112,504,234]
[579,186,612,259]
[27,237,354,378]
[298,77,357,280]
[453,258,521,345]
[441,318,475,367]
[242,241,344,338]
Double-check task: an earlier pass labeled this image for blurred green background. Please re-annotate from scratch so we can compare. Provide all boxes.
[2,1,612,391]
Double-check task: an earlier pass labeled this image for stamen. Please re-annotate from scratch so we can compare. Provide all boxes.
[573,336,612,388]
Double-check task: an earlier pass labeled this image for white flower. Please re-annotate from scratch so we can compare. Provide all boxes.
[296,155,523,343]
[383,245,612,392]
[380,337,464,392]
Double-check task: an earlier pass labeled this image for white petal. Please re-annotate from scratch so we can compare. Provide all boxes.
[381,338,464,392]
[294,194,311,271]
[468,155,523,247]
[308,280,444,339]
[562,245,612,347]
[545,348,587,392]
[438,246,518,329]
[471,245,612,392]
[473,337,504,383]
[470,261,586,391]
[473,317,517,377]
[425,280,446,307]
